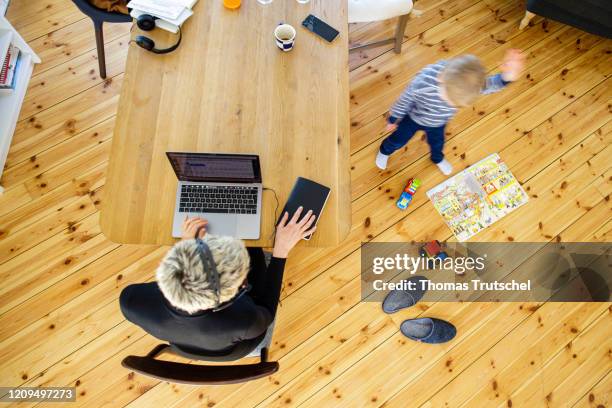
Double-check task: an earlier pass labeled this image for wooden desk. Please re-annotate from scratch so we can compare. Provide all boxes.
[101,0,350,247]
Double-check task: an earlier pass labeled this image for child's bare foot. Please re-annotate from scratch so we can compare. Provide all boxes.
[436,159,453,175]
[376,152,389,170]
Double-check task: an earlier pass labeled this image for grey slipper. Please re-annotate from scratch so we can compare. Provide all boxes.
[382,275,428,314]
[400,318,457,344]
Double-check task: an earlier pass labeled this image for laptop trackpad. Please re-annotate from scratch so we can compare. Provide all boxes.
[203,213,238,236]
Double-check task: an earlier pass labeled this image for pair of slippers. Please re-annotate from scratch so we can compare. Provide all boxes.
[382,276,457,344]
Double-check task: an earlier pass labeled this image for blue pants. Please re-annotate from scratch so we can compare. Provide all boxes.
[379,115,446,164]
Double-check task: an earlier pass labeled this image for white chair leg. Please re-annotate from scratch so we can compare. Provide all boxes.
[394,14,409,53]
[519,11,535,30]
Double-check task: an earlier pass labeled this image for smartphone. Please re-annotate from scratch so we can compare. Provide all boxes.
[302,14,340,43]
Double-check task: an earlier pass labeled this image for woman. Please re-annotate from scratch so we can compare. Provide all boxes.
[119,207,316,354]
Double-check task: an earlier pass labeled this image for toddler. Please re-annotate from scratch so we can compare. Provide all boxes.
[376,49,525,175]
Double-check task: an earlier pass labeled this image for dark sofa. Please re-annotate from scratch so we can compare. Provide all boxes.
[526,0,612,38]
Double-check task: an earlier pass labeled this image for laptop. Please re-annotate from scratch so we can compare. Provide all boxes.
[166,152,263,239]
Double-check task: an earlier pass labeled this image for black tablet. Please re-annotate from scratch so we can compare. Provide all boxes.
[278,177,331,240]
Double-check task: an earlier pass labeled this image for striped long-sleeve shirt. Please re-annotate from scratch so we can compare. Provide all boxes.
[388,61,509,128]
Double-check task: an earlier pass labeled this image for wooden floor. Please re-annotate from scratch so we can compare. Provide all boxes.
[0,0,610,407]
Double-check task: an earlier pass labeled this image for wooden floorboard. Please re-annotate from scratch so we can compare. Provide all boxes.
[0,0,610,407]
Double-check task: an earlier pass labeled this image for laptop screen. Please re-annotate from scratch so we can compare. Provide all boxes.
[166,152,262,183]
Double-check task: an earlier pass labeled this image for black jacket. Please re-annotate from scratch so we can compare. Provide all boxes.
[119,252,285,353]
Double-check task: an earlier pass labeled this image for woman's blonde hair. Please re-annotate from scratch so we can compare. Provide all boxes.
[441,55,486,107]
[156,235,250,314]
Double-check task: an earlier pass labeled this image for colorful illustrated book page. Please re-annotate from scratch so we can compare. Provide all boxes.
[426,153,529,241]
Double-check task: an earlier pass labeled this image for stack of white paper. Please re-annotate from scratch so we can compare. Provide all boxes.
[127,0,198,33]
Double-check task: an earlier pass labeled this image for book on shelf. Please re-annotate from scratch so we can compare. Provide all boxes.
[0,43,20,94]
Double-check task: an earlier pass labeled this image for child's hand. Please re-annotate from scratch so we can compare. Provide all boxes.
[501,49,526,82]
[385,122,398,134]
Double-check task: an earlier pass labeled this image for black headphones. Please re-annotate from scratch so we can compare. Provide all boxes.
[134,14,182,54]
[194,227,251,312]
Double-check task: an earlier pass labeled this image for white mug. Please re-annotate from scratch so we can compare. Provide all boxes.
[274,23,296,51]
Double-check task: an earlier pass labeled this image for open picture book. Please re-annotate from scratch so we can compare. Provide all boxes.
[427,153,529,241]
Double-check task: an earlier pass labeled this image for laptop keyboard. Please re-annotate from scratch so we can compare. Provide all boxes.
[179,185,259,214]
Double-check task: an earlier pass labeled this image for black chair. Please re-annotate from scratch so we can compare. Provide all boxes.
[71,0,132,79]
[121,327,279,385]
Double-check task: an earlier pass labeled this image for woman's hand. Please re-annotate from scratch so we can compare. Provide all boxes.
[501,49,526,82]
[181,216,208,240]
[273,207,317,259]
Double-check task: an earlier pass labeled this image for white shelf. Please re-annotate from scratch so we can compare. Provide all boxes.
[0,1,8,17]
[0,52,32,163]
[0,28,11,67]
[0,14,40,192]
